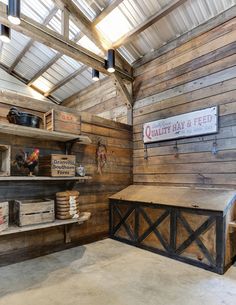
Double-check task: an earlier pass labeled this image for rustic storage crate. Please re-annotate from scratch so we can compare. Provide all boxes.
[0,202,8,232]
[0,145,11,176]
[39,154,76,177]
[44,109,81,135]
[110,185,236,274]
[14,199,55,227]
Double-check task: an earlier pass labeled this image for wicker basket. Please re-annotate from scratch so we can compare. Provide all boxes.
[56,191,80,220]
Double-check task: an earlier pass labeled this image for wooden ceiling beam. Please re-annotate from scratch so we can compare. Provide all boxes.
[54,0,132,74]
[112,0,188,48]
[44,65,87,96]
[0,2,132,81]
[61,6,70,39]
[53,0,109,51]
[113,73,133,109]
[27,53,62,86]
[27,31,83,86]
[25,0,129,99]
[92,0,124,26]
[8,6,59,73]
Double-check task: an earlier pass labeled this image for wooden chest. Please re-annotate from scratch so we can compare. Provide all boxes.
[0,145,11,176]
[14,199,55,227]
[110,185,236,274]
[44,109,81,135]
[0,202,8,232]
[39,154,76,177]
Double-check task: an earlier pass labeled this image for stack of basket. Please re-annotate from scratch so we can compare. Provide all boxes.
[55,191,79,220]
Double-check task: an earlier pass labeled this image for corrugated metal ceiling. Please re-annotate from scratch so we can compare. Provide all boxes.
[0,0,235,103]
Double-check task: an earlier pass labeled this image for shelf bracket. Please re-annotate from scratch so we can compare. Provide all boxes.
[65,138,80,155]
[64,223,75,243]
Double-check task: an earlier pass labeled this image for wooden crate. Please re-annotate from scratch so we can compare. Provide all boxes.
[14,199,55,227]
[39,154,76,177]
[44,109,81,135]
[0,202,8,232]
[0,145,11,176]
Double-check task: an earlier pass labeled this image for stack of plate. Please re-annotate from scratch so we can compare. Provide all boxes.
[56,191,79,220]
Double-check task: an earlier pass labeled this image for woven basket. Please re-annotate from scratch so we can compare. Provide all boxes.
[56,191,80,220]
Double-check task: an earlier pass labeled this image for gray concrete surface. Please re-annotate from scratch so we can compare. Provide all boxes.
[0,239,236,305]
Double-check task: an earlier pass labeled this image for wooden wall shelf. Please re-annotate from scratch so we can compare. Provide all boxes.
[0,122,91,144]
[0,212,91,237]
[0,176,92,181]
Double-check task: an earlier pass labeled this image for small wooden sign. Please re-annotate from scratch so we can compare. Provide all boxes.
[143,107,218,144]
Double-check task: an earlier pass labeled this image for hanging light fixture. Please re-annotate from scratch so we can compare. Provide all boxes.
[0,24,11,43]
[92,69,100,81]
[8,0,21,25]
[106,49,115,73]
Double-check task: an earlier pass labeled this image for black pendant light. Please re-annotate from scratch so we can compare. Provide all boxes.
[92,69,100,81]
[107,49,115,73]
[0,24,11,43]
[8,0,21,25]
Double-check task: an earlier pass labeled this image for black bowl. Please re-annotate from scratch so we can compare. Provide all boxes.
[7,107,41,128]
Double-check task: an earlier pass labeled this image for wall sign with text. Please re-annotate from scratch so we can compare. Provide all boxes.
[143,107,218,144]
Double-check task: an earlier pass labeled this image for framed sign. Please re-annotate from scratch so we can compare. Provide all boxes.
[143,106,218,144]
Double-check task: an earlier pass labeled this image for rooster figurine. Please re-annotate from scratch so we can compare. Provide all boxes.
[13,148,40,176]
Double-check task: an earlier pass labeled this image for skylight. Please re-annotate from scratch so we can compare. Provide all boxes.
[96,8,133,43]
[78,36,101,55]
[32,77,51,93]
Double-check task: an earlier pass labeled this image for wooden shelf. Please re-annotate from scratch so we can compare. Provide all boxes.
[0,176,92,181]
[0,212,91,236]
[0,122,91,144]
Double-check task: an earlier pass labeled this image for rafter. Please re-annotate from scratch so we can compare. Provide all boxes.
[27,31,83,86]
[27,53,62,86]
[0,2,132,81]
[92,0,124,26]
[27,1,131,99]
[61,6,70,39]
[44,65,87,97]
[53,0,109,51]
[8,6,59,73]
[53,0,132,74]
[113,73,132,109]
[112,0,188,48]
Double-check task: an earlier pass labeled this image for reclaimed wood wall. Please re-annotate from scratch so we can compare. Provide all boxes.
[133,17,236,189]
[62,77,130,124]
[0,94,132,265]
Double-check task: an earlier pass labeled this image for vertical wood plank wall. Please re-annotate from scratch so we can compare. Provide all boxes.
[0,97,132,265]
[133,17,236,188]
[63,77,129,124]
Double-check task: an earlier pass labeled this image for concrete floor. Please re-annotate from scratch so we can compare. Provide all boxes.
[0,239,236,305]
